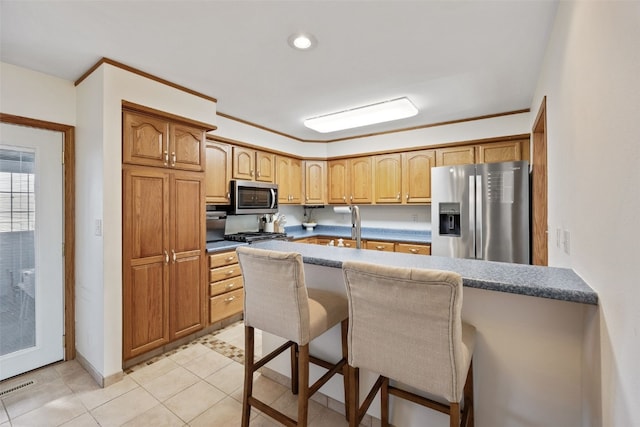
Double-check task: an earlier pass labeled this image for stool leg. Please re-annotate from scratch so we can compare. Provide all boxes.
[241,325,255,427]
[348,365,359,427]
[464,361,474,427]
[291,343,299,395]
[450,402,460,427]
[298,344,310,427]
[381,377,390,427]
[341,318,350,420]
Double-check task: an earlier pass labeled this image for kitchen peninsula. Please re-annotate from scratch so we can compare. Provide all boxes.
[250,240,597,427]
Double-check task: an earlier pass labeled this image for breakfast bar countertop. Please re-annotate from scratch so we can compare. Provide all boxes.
[251,240,598,305]
[285,225,432,244]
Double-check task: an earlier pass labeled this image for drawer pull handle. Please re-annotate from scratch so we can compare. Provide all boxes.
[224,296,236,303]
[376,246,385,250]
[172,250,176,262]
[164,250,169,264]
[226,283,235,289]
[226,270,234,275]
[410,248,419,254]
[225,256,235,262]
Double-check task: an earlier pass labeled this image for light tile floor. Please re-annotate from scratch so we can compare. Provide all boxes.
[0,322,361,427]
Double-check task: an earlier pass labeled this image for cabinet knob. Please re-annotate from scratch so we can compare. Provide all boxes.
[171,152,176,166]
[171,250,176,262]
[396,193,400,200]
[406,193,409,201]
[164,151,168,166]
[256,170,261,178]
[410,248,418,254]
[342,196,346,201]
[250,169,254,177]
[226,192,230,200]
[164,250,169,264]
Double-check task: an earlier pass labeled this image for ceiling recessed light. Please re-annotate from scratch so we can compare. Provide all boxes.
[304,97,419,133]
[288,33,316,50]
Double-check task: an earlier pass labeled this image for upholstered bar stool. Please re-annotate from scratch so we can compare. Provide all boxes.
[237,246,350,427]
[342,261,476,427]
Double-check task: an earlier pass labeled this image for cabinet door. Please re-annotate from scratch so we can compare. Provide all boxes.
[374,154,402,203]
[256,151,276,183]
[402,150,435,203]
[350,157,372,204]
[304,160,326,205]
[327,160,350,204]
[123,111,169,168]
[170,124,205,171]
[435,146,475,166]
[476,141,523,164]
[276,156,292,204]
[205,141,231,204]
[122,167,170,359]
[232,146,255,180]
[170,172,205,339]
[395,243,431,255]
[289,158,303,203]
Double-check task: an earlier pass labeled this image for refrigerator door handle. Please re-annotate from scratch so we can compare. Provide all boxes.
[469,175,476,258]
[476,175,483,259]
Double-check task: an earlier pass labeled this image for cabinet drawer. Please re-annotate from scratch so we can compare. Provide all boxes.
[395,243,431,256]
[209,288,243,324]
[365,241,395,252]
[209,264,241,282]
[210,276,244,297]
[209,251,239,268]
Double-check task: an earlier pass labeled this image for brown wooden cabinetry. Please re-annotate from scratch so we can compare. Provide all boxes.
[208,250,244,324]
[476,140,526,163]
[435,146,476,166]
[304,160,326,205]
[123,111,204,171]
[232,146,275,182]
[395,243,431,255]
[123,166,205,360]
[328,157,372,204]
[373,154,402,203]
[205,141,232,204]
[402,150,435,203]
[276,156,303,204]
[365,240,396,252]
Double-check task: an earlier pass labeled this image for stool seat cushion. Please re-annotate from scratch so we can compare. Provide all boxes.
[308,288,349,342]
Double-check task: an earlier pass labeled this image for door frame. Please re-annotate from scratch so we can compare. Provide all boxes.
[0,113,76,360]
[531,97,548,266]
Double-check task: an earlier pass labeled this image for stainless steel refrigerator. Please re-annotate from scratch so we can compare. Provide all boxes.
[431,160,530,264]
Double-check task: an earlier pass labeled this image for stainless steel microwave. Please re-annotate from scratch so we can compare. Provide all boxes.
[228,180,278,214]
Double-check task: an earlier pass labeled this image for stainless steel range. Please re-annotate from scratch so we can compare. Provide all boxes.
[224,232,288,244]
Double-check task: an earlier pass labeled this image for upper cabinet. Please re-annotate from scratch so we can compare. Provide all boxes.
[435,146,475,166]
[402,150,435,204]
[304,160,326,205]
[373,154,402,203]
[328,157,372,204]
[276,155,303,204]
[374,150,435,204]
[436,139,528,166]
[205,141,232,204]
[123,110,205,171]
[232,146,275,183]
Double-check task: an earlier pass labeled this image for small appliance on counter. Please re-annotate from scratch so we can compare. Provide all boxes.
[206,208,227,242]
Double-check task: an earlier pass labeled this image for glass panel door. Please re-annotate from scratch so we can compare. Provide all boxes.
[0,124,63,380]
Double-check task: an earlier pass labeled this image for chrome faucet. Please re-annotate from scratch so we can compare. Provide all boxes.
[350,205,361,249]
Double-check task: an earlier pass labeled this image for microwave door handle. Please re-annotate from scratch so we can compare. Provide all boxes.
[270,188,276,209]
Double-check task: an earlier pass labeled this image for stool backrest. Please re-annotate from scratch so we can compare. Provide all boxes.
[342,261,465,402]
[237,246,311,345]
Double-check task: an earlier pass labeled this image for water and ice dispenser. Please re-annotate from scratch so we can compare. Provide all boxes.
[438,202,461,237]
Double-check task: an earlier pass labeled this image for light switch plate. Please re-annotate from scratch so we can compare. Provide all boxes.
[563,230,570,254]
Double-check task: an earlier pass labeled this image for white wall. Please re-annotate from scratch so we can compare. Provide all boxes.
[0,62,76,125]
[531,2,640,426]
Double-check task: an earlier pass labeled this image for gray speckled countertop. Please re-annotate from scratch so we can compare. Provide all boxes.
[285,225,431,244]
[249,240,598,306]
[206,240,247,252]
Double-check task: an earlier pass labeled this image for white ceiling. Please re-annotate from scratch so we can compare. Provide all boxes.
[0,1,558,141]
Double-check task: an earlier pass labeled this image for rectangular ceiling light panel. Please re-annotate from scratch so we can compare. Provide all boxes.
[304,97,418,133]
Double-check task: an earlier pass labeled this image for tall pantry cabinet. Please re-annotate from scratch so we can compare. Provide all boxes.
[122,106,209,360]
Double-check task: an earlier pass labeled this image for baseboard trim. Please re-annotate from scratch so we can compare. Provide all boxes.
[75,351,123,388]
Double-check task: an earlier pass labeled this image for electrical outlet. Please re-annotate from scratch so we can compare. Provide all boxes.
[411,214,418,222]
[94,219,102,236]
[563,230,571,254]
[556,228,562,248]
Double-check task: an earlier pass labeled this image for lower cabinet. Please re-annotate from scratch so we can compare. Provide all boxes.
[395,242,431,255]
[365,240,396,252]
[208,250,244,324]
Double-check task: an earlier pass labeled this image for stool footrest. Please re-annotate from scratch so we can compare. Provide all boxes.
[249,396,297,427]
[388,385,449,414]
[309,357,347,397]
[253,340,295,371]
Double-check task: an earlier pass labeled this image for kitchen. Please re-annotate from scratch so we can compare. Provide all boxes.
[0,1,639,427]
